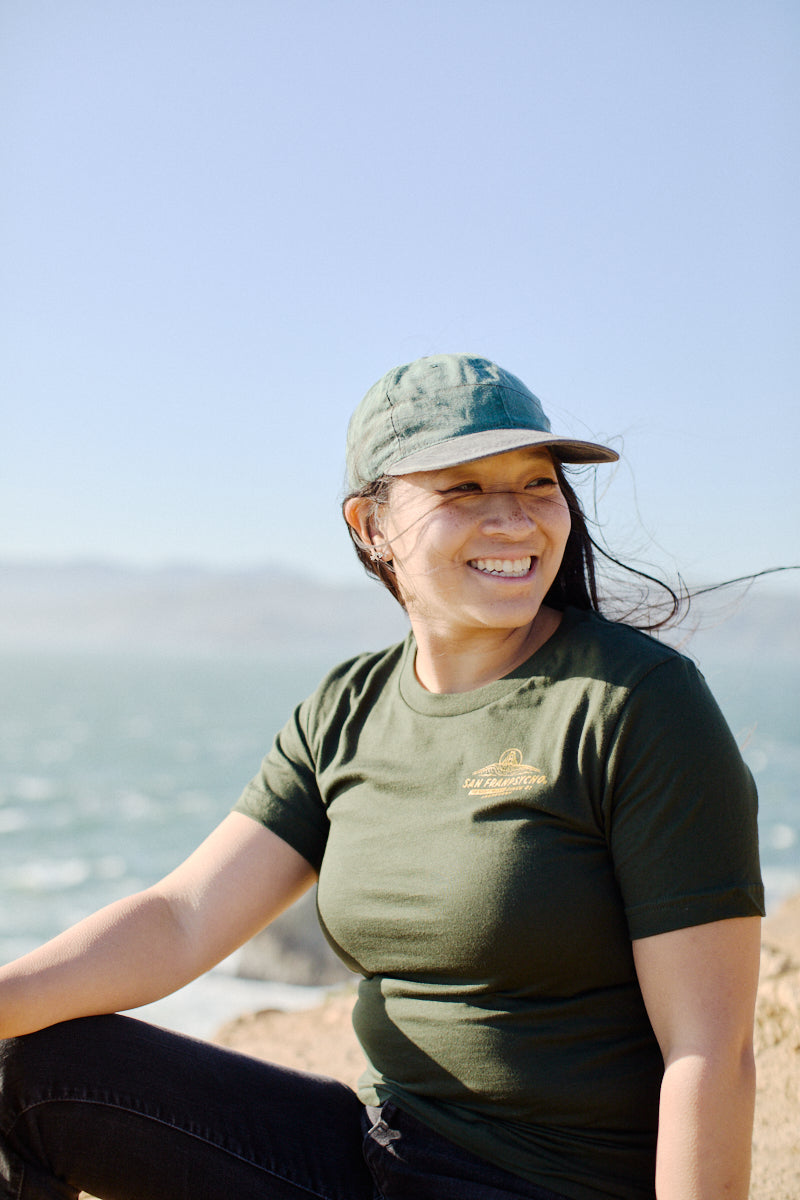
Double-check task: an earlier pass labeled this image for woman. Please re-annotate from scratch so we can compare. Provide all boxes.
[0,354,763,1200]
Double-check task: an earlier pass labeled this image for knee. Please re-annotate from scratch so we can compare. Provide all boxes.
[0,1029,53,1116]
[0,1032,33,1094]
[0,1018,108,1115]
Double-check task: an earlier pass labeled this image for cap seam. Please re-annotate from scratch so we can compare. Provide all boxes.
[418,380,533,402]
[385,385,403,463]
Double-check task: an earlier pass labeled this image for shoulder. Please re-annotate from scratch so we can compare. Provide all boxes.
[558,607,697,693]
[310,636,410,693]
[559,612,749,794]
[300,635,411,723]
[549,608,722,744]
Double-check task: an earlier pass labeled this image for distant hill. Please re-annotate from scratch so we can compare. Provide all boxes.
[0,560,796,665]
[0,561,409,657]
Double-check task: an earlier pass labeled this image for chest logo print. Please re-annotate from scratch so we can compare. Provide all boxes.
[462,748,547,797]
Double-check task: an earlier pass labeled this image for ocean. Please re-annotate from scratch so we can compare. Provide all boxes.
[1,646,797,1038]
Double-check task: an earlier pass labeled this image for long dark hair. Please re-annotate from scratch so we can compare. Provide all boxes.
[340,458,695,633]
[342,463,794,633]
[544,464,687,631]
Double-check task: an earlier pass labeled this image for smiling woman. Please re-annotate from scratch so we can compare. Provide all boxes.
[344,446,574,692]
[0,354,763,1200]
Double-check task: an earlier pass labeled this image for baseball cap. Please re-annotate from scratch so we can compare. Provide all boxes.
[345,353,618,490]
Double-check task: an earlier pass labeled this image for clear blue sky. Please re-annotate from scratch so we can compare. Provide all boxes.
[2,0,798,588]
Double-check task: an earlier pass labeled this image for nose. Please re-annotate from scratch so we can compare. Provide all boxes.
[477,490,538,536]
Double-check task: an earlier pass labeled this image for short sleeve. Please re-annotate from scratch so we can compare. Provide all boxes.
[603,655,765,940]
[232,698,329,873]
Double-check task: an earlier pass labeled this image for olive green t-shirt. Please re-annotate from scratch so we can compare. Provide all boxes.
[234,608,763,1200]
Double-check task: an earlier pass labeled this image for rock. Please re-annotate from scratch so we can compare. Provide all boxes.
[216,988,363,1091]
[762,891,800,964]
[236,888,356,986]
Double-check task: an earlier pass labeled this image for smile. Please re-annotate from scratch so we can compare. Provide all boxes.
[469,557,533,578]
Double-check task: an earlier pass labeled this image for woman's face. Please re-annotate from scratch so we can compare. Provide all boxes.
[372,446,572,642]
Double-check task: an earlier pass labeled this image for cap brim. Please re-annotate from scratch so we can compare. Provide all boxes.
[385,428,618,475]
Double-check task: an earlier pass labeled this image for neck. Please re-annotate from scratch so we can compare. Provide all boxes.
[410,606,563,694]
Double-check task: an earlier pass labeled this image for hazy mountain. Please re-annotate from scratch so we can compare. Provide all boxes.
[0,561,409,658]
[0,560,796,665]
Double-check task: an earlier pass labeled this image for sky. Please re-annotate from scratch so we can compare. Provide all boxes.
[2,0,798,590]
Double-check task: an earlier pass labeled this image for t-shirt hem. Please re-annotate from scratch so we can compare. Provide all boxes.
[366,1087,653,1200]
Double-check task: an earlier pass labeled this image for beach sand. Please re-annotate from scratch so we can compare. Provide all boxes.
[80,894,800,1199]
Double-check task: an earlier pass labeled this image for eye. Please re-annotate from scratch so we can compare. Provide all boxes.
[438,481,481,495]
[526,476,558,491]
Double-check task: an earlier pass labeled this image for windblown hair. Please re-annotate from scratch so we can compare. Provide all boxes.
[343,463,799,632]
[342,463,690,633]
[343,476,403,604]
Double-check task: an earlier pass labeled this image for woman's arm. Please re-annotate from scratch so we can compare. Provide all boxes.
[632,915,761,1200]
[0,813,316,1039]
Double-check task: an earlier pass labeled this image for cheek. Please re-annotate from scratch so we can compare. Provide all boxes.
[544,499,573,565]
[385,499,455,559]
[556,505,573,547]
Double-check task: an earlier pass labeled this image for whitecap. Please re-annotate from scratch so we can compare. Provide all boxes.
[118,791,158,819]
[11,857,91,891]
[123,973,329,1039]
[764,823,797,851]
[0,808,28,833]
[14,776,57,802]
[95,855,128,879]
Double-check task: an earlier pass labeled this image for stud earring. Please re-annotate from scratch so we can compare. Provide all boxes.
[369,546,385,562]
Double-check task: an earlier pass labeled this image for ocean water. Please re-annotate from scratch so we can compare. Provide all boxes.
[1,648,797,1037]
[0,651,335,1036]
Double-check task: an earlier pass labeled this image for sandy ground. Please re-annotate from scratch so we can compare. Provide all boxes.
[81,894,800,1199]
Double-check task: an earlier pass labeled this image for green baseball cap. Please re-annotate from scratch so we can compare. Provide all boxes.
[345,353,618,490]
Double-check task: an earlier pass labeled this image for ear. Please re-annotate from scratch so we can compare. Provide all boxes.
[343,496,392,559]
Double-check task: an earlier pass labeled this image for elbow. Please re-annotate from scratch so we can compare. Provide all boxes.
[663,1034,757,1100]
[133,886,205,989]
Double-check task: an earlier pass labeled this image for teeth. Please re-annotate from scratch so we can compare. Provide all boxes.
[470,557,531,577]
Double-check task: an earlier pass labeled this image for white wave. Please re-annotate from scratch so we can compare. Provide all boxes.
[95,854,128,879]
[0,807,28,833]
[7,857,91,892]
[14,776,57,802]
[764,823,798,852]
[123,971,330,1039]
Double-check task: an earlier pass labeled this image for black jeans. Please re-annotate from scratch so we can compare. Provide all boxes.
[0,1015,568,1200]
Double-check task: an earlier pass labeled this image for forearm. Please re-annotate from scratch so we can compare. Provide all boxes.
[655,1048,756,1200]
[0,817,316,1041]
[0,889,196,1039]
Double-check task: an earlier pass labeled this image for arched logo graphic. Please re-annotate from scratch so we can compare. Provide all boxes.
[462,748,547,797]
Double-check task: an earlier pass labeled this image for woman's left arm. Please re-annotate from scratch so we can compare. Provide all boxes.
[632,915,761,1200]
